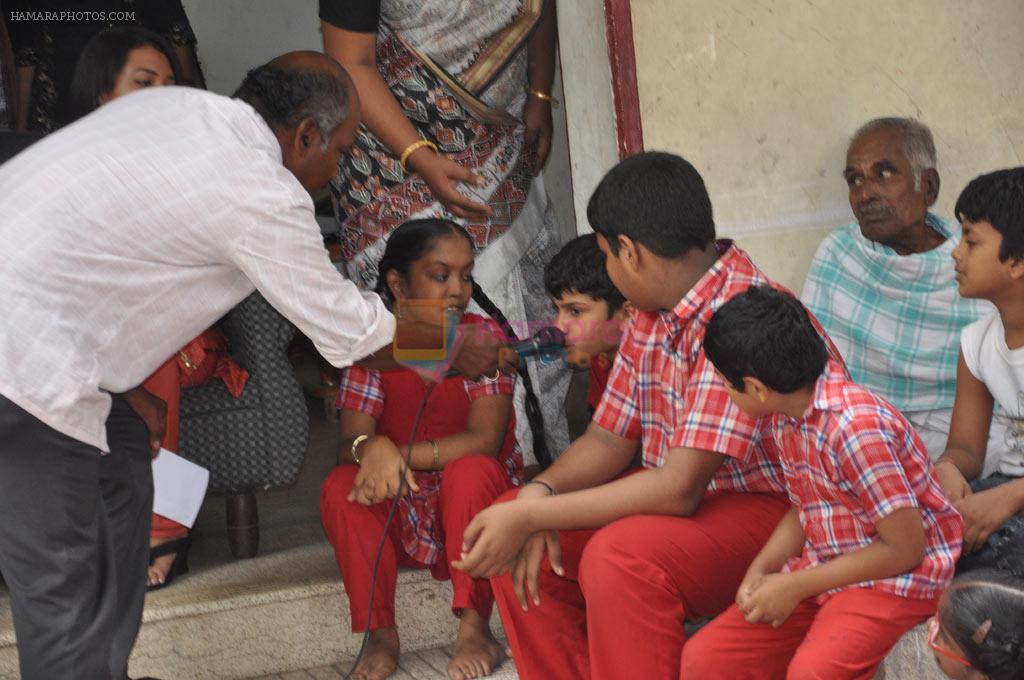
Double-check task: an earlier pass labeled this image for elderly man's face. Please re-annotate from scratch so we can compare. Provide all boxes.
[843,127,934,247]
[283,89,361,195]
[306,105,360,193]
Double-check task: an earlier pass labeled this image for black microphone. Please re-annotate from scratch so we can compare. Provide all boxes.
[441,326,567,379]
[507,326,566,361]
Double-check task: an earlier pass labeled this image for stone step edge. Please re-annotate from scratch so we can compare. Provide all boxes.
[0,567,444,648]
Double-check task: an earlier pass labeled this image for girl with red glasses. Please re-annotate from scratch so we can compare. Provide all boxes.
[929,569,1024,680]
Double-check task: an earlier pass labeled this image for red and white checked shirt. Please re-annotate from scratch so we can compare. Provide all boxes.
[593,241,841,494]
[337,314,522,566]
[758,362,963,601]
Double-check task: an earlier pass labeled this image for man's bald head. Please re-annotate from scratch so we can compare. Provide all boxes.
[233,50,357,148]
[267,50,350,81]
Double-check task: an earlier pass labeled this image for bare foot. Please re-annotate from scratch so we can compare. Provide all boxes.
[447,610,505,680]
[353,627,400,680]
[147,534,187,588]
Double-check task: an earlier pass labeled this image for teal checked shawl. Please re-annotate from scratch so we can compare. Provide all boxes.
[801,212,990,413]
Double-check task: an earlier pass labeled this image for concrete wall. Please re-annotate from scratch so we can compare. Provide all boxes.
[181,0,576,243]
[554,1,620,236]
[630,0,1024,291]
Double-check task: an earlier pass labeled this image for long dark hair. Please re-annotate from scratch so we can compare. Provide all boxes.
[941,569,1024,680]
[66,26,183,124]
[375,218,552,468]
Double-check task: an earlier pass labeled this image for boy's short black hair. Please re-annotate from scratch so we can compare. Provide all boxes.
[704,285,827,394]
[544,234,626,314]
[586,151,715,258]
[955,167,1024,261]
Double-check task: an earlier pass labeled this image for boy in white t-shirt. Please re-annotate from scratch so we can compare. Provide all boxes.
[936,167,1024,578]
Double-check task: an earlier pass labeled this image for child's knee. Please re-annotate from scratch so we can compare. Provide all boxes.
[320,464,359,512]
[578,516,661,581]
[440,454,506,492]
[678,632,718,679]
[321,464,358,497]
[785,646,832,680]
[578,524,636,588]
[493,487,519,505]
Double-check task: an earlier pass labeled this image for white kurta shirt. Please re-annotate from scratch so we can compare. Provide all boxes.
[0,86,394,451]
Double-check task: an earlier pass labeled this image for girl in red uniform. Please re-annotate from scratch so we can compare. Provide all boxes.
[320,218,526,680]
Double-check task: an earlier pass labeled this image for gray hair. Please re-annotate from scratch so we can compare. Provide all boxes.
[851,117,937,191]
[233,66,349,150]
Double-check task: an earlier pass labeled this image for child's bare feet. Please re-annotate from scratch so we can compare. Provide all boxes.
[447,609,505,680]
[353,627,400,680]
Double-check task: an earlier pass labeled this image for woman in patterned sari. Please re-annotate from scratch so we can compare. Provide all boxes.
[320,1,569,518]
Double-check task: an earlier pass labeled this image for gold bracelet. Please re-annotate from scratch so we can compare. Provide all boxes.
[178,349,196,371]
[527,88,560,108]
[351,434,369,465]
[428,439,440,471]
[399,139,438,172]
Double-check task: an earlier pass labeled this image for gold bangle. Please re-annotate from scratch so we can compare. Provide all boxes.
[399,139,438,172]
[178,349,196,371]
[429,439,440,471]
[527,88,560,108]
[351,434,369,465]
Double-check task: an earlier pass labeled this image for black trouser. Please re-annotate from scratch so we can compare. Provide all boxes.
[956,474,1024,579]
[0,394,152,680]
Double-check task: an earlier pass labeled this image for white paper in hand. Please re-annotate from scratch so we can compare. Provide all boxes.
[152,448,210,528]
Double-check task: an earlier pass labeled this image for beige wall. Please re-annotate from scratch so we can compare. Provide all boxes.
[631,0,1024,291]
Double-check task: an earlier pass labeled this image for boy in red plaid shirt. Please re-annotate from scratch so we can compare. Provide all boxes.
[682,285,963,680]
[453,152,842,680]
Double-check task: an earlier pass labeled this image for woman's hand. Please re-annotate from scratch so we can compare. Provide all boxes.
[348,435,420,505]
[523,95,553,173]
[407,148,493,220]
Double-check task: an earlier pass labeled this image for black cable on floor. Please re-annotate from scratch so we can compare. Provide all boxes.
[342,381,436,680]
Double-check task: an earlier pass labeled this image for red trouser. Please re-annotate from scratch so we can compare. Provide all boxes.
[320,454,510,632]
[144,357,189,540]
[490,490,790,680]
[681,587,939,680]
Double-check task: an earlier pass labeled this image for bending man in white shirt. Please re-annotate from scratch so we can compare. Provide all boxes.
[0,51,499,680]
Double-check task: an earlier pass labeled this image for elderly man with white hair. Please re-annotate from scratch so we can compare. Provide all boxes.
[802,117,1000,474]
